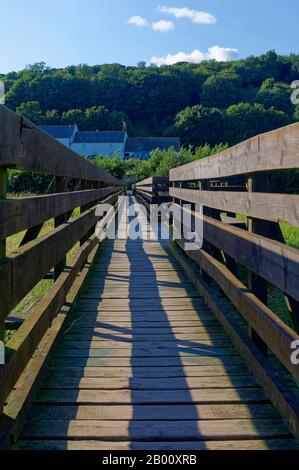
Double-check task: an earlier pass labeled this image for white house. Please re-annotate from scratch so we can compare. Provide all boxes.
[71,130,127,158]
[40,123,180,160]
[40,125,78,148]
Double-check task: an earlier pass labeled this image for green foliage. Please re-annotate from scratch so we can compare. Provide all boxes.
[256,78,293,114]
[92,156,127,180]
[4,51,299,149]
[8,170,52,194]
[201,73,241,108]
[169,105,224,147]
[224,102,291,145]
[16,101,42,123]
[132,144,228,181]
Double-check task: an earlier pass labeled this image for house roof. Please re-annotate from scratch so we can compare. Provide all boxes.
[73,131,126,144]
[40,125,77,139]
[125,137,180,153]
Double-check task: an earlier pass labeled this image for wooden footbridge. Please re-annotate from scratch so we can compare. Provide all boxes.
[0,105,299,450]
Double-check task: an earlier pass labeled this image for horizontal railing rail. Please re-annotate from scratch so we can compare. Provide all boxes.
[170,121,299,181]
[0,106,119,185]
[0,107,124,441]
[136,176,171,204]
[169,122,299,439]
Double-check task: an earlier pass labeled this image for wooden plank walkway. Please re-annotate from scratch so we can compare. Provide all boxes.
[16,197,298,450]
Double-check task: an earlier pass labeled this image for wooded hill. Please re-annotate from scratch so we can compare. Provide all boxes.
[2,50,299,147]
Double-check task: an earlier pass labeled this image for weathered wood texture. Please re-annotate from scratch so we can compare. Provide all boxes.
[0,191,122,320]
[168,122,299,441]
[169,122,299,181]
[136,176,169,187]
[175,239,299,380]
[0,106,119,184]
[170,187,299,227]
[136,176,171,204]
[177,207,299,303]
[0,187,120,239]
[0,234,99,413]
[13,196,298,450]
[0,242,100,449]
[169,242,299,442]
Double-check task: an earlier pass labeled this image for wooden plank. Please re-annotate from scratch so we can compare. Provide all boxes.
[45,364,252,378]
[68,326,225,336]
[54,347,237,358]
[27,403,279,420]
[64,333,230,343]
[19,418,290,440]
[14,439,299,451]
[35,388,267,405]
[71,320,222,328]
[170,187,299,227]
[50,356,244,367]
[169,122,299,181]
[76,302,207,311]
[43,375,258,390]
[136,177,169,187]
[0,106,120,185]
[66,315,218,323]
[58,338,237,348]
[0,188,119,239]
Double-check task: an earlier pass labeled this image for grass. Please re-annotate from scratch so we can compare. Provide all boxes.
[280,222,299,249]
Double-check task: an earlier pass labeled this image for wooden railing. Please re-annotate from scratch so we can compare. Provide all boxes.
[135,176,171,205]
[0,106,123,443]
[169,122,299,439]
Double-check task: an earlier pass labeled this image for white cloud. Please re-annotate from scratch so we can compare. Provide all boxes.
[127,16,149,27]
[208,46,239,62]
[158,6,216,24]
[152,20,174,32]
[150,46,239,66]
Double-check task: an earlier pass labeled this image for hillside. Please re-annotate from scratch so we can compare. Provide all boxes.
[2,50,299,147]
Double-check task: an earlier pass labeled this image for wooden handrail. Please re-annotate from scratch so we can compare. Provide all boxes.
[0,106,120,185]
[0,107,124,426]
[169,122,299,181]
[169,122,299,438]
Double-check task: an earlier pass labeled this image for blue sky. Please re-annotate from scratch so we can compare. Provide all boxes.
[1,0,299,72]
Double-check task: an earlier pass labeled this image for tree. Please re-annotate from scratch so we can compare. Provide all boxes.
[42,109,61,125]
[224,102,291,145]
[84,106,109,130]
[16,101,42,123]
[256,78,293,115]
[201,73,241,108]
[93,156,126,180]
[169,105,224,147]
[61,108,85,126]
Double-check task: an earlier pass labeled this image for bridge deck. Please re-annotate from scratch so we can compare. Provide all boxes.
[16,198,298,450]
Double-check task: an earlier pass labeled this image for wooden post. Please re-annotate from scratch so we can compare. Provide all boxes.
[79,180,94,246]
[247,173,268,355]
[54,176,67,280]
[0,167,7,341]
